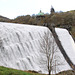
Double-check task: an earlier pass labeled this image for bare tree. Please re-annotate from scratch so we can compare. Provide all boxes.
[40,30,63,75]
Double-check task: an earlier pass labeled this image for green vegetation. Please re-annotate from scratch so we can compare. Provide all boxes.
[0,66,32,75]
[0,66,47,75]
[1,10,74,26]
[0,66,75,75]
[9,10,75,26]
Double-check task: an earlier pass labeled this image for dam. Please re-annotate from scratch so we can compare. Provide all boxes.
[0,22,75,74]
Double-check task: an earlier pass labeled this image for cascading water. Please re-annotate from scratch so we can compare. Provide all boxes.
[55,28,75,64]
[0,22,53,73]
[0,22,75,74]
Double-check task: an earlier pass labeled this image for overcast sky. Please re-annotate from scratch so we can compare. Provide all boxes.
[0,0,75,19]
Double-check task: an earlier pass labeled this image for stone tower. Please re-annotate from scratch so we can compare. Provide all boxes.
[51,6,55,14]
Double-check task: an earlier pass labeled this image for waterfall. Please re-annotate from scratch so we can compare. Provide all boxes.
[0,22,52,73]
[0,22,74,74]
[55,28,75,64]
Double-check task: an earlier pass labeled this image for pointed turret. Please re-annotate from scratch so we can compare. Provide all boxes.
[51,6,55,14]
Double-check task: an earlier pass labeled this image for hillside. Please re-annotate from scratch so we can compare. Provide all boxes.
[0,66,75,75]
[0,15,10,22]
[67,10,75,14]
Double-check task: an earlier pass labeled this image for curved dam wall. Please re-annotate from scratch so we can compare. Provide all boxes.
[55,28,75,70]
[0,22,74,74]
[55,28,75,65]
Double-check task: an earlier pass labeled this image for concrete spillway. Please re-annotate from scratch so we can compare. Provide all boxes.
[55,28,75,67]
[51,27,75,70]
[0,22,75,74]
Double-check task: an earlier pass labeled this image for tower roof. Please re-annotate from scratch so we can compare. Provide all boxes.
[37,10,44,16]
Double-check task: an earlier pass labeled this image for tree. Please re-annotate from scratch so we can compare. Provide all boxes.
[28,18,36,25]
[40,31,63,75]
[13,15,31,24]
[63,12,73,25]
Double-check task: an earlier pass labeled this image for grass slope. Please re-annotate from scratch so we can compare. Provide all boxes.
[0,66,75,75]
[0,66,46,75]
[0,66,31,75]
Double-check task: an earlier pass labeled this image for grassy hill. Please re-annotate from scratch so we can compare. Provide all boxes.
[0,66,75,75]
[0,66,46,75]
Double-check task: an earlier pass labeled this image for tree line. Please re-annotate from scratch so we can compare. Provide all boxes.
[8,10,75,26]
[0,10,75,26]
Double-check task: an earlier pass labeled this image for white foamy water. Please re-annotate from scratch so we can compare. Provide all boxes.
[55,28,75,64]
[0,22,75,74]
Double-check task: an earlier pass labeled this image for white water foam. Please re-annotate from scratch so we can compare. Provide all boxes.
[0,22,75,74]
